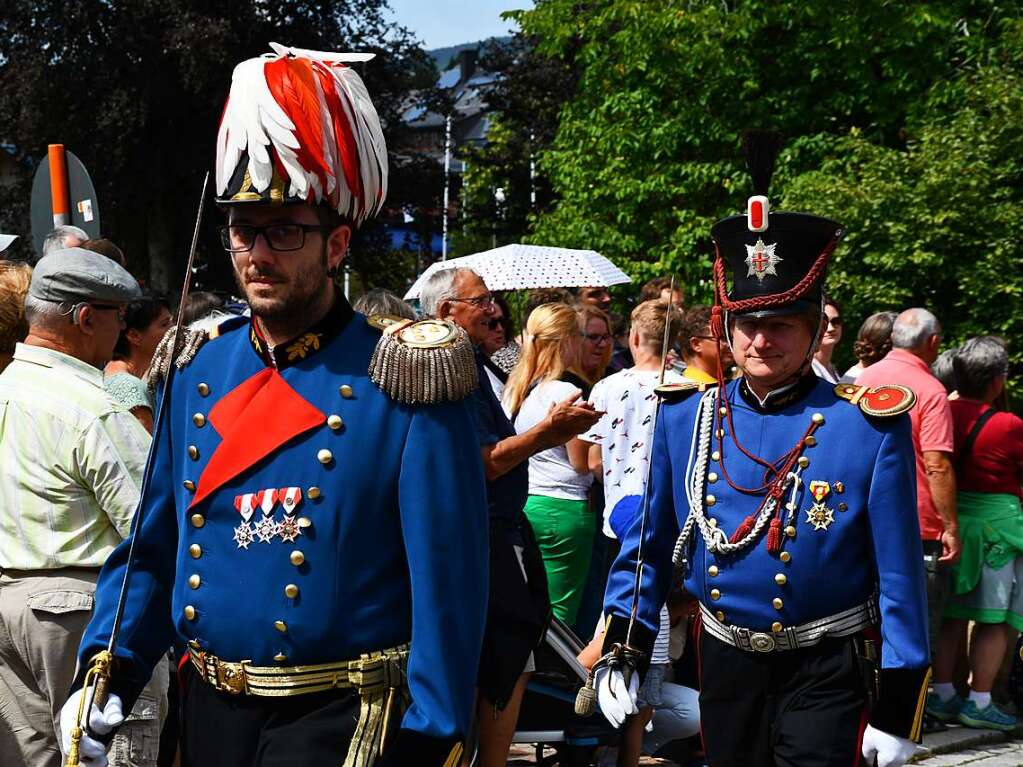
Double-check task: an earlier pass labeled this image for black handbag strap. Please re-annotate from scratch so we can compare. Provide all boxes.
[956,407,997,476]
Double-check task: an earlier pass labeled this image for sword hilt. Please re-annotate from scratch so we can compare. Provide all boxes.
[65,651,113,767]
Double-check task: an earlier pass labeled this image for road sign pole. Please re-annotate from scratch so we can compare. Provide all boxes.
[48,144,70,226]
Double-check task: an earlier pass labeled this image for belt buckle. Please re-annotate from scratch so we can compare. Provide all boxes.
[216,660,247,695]
[748,632,777,653]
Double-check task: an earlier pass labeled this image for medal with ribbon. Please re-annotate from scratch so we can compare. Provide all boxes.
[233,493,257,549]
[254,489,280,543]
[805,480,835,531]
[277,487,303,542]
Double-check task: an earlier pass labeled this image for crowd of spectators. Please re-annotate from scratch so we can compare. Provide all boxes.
[0,232,240,767]
[0,230,1019,765]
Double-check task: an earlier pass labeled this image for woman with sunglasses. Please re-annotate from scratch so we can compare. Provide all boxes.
[811,294,843,383]
[480,296,520,400]
[504,303,599,624]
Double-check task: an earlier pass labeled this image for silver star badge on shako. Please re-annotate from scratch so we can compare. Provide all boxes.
[805,480,835,532]
[745,238,782,282]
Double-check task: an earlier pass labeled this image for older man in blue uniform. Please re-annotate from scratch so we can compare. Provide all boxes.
[61,45,487,767]
[592,134,930,767]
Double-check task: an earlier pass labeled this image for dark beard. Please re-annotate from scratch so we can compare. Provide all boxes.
[233,252,333,327]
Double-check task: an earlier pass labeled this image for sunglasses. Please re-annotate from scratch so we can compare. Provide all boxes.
[486,318,504,330]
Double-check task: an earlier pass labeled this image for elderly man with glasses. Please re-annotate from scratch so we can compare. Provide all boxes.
[0,249,169,767]
[63,47,488,767]
[423,267,601,767]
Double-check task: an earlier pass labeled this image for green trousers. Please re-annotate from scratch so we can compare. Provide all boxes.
[523,494,594,625]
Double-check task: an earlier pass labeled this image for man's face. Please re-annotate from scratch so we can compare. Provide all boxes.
[730,314,814,389]
[226,204,348,322]
[578,286,611,312]
[660,288,684,308]
[83,302,127,367]
[440,272,497,346]
[693,324,734,373]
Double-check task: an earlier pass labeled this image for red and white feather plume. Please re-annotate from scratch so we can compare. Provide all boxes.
[215,42,388,226]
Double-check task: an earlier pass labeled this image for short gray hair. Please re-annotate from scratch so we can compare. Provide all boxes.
[23,294,73,329]
[353,288,416,321]
[891,308,941,350]
[41,226,89,258]
[953,336,1008,399]
[419,267,479,318]
[931,347,959,393]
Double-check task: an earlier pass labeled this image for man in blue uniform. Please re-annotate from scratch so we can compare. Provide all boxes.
[592,134,930,767]
[60,44,487,767]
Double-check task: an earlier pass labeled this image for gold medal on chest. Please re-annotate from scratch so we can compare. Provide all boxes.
[805,480,835,532]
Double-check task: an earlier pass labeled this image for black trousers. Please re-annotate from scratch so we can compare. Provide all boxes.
[698,629,869,767]
[179,661,361,767]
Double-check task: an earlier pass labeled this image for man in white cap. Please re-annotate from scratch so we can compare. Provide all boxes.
[0,248,168,767]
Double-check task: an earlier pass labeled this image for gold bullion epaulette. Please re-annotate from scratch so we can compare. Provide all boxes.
[367,315,478,405]
[145,324,214,392]
[655,380,707,402]
[833,383,916,417]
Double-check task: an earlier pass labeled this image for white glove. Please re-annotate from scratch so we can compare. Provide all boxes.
[594,665,639,728]
[59,688,124,767]
[861,724,917,767]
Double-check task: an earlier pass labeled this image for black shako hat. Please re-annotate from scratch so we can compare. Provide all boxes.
[711,131,844,319]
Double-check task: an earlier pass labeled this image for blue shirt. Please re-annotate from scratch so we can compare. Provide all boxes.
[471,349,528,536]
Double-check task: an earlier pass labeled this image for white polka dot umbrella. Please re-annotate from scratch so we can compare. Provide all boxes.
[403,244,632,300]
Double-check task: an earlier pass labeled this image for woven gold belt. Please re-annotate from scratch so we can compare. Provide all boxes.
[187,642,409,698]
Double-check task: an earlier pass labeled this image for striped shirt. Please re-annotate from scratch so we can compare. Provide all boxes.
[0,343,150,569]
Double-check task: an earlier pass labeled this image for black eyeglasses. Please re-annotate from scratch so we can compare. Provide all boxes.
[448,293,495,309]
[85,303,126,320]
[219,223,328,253]
[584,332,612,344]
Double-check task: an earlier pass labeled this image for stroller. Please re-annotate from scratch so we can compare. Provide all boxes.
[467,617,619,767]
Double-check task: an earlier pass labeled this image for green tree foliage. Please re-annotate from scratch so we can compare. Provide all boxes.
[453,31,577,255]
[0,0,436,294]
[782,34,1023,373]
[515,0,1018,314]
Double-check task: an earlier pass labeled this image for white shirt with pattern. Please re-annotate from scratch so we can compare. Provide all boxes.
[0,344,150,569]
[583,367,684,538]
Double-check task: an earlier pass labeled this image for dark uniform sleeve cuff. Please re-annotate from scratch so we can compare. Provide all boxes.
[870,667,932,742]
[600,613,656,677]
[377,729,462,767]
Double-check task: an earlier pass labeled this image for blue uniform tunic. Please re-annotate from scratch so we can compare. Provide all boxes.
[604,375,930,738]
[77,301,489,744]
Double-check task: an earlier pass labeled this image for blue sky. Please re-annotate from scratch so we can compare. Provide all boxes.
[387,0,534,50]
